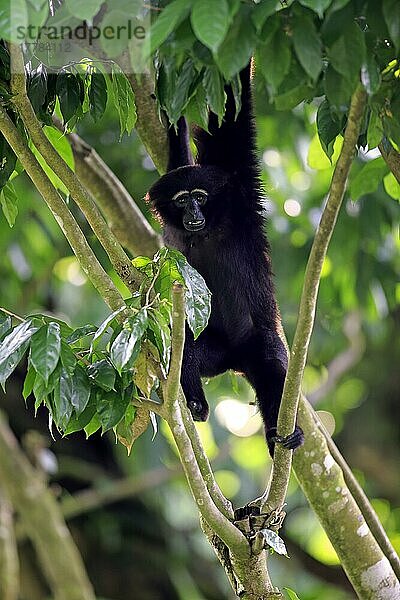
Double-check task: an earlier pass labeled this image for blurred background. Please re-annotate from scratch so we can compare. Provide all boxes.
[0,77,399,600]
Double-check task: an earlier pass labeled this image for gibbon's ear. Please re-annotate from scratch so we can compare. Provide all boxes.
[167,116,194,171]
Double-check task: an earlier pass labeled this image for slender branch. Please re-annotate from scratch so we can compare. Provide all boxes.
[318,417,400,579]
[0,107,126,314]
[265,84,367,511]
[164,287,249,556]
[379,141,400,184]
[0,488,19,600]
[9,43,142,292]
[0,413,95,600]
[57,121,162,257]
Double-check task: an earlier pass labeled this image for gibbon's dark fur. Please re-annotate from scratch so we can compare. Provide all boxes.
[148,64,304,455]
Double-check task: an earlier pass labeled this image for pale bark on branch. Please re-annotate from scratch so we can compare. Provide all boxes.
[0,488,19,600]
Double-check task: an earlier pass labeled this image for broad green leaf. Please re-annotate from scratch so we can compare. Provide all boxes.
[0,320,38,365]
[148,308,171,375]
[251,0,277,33]
[0,313,11,341]
[203,66,226,125]
[216,6,256,80]
[307,133,343,170]
[71,365,91,414]
[87,359,116,391]
[65,0,103,21]
[30,322,61,384]
[191,0,229,52]
[0,182,18,227]
[29,141,68,194]
[367,111,383,149]
[258,29,291,92]
[110,68,137,137]
[324,65,352,113]
[89,71,108,122]
[284,589,302,600]
[53,366,74,429]
[361,56,381,96]
[22,361,36,400]
[0,134,17,191]
[110,309,148,373]
[292,15,322,81]
[383,0,400,52]
[115,404,138,454]
[132,256,154,277]
[168,249,211,339]
[84,412,102,437]
[133,342,159,398]
[261,529,288,556]
[147,0,192,56]
[316,99,342,160]
[67,324,97,345]
[64,394,96,434]
[32,362,61,406]
[168,60,198,124]
[298,0,332,18]
[274,59,310,111]
[90,305,126,352]
[383,172,400,200]
[328,23,366,83]
[43,126,74,170]
[27,64,48,114]
[97,389,130,432]
[60,339,77,376]
[56,72,82,125]
[0,341,30,388]
[349,158,389,201]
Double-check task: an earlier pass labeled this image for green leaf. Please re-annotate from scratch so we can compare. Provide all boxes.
[115,404,137,454]
[258,29,291,93]
[216,6,256,80]
[84,412,101,437]
[71,365,91,414]
[87,359,116,391]
[43,126,74,170]
[0,133,17,191]
[89,72,108,122]
[324,65,352,113]
[0,320,38,366]
[292,14,322,81]
[0,341,30,389]
[65,0,103,21]
[261,528,288,556]
[383,0,400,52]
[203,66,226,125]
[168,59,198,124]
[0,313,11,341]
[0,182,18,227]
[361,55,381,96]
[191,0,230,52]
[27,64,48,114]
[97,389,130,432]
[349,157,389,201]
[22,361,36,400]
[110,309,148,373]
[67,324,97,345]
[251,0,277,33]
[147,0,192,55]
[30,322,61,384]
[56,72,82,125]
[383,172,400,200]
[148,309,171,375]
[132,256,154,277]
[64,393,96,434]
[316,99,342,160]
[110,68,137,137]
[168,249,211,339]
[90,305,126,353]
[328,23,366,83]
[53,366,74,429]
[60,339,77,376]
[284,588,302,600]
[367,111,383,149]
[298,0,332,18]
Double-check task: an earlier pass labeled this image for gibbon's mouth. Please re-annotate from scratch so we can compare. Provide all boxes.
[184,220,205,232]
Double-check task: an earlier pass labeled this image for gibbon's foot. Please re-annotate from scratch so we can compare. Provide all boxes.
[266,426,304,456]
[187,399,209,422]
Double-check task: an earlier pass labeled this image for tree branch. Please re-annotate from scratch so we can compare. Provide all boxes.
[0,488,19,600]
[9,43,143,292]
[379,141,400,184]
[0,413,95,600]
[58,122,162,258]
[0,107,126,314]
[265,84,368,511]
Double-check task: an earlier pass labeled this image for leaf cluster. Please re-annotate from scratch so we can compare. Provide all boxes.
[0,248,211,450]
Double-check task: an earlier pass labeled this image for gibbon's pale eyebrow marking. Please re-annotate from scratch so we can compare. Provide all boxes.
[191,188,208,195]
[172,190,189,200]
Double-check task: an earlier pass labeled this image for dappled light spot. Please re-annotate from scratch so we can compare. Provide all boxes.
[215,399,262,437]
[53,256,87,286]
[263,149,282,168]
[284,199,301,217]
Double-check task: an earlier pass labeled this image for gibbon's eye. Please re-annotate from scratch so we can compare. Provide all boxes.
[191,189,208,205]
[172,191,190,206]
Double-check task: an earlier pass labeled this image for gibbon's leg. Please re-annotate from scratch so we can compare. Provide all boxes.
[238,330,304,456]
[181,327,229,421]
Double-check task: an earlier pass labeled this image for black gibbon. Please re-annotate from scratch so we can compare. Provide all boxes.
[148,64,304,455]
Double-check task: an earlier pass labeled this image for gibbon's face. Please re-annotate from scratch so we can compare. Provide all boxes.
[148,165,229,233]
